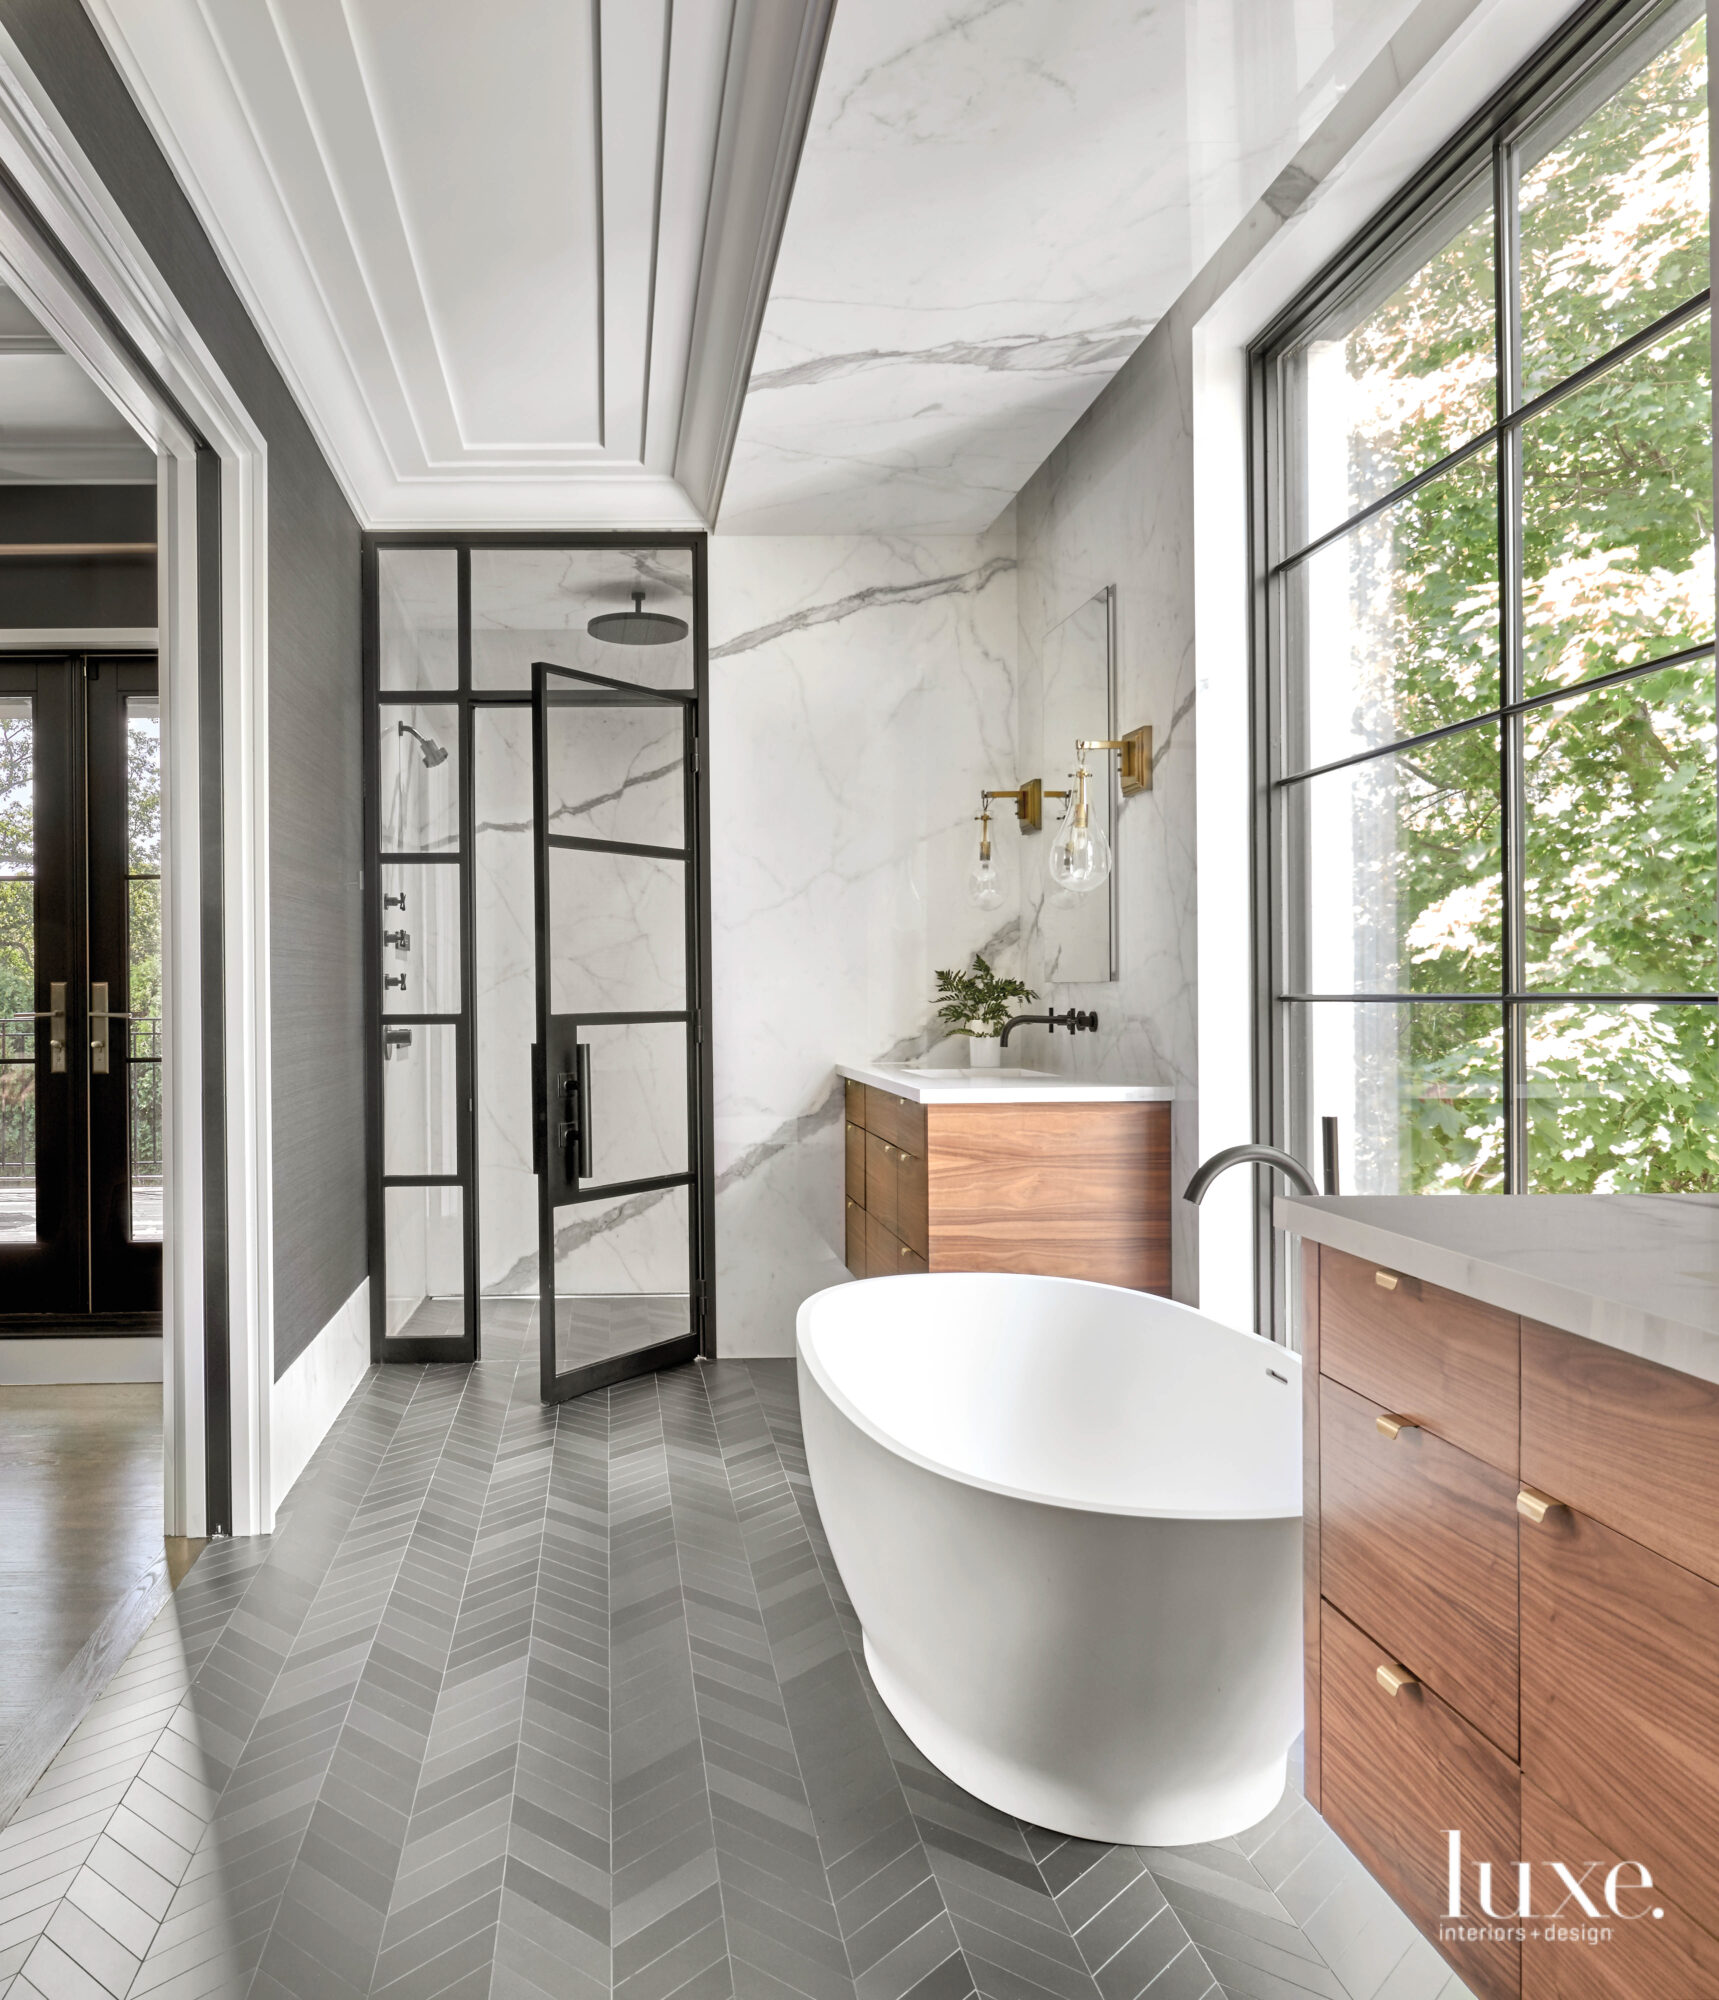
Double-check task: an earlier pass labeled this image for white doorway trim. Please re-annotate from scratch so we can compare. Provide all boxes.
[0,30,274,1535]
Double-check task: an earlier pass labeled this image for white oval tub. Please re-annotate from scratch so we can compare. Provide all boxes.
[796,1271,1302,1845]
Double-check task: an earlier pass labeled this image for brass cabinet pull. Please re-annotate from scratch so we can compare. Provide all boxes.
[1374,1271,1399,1291]
[1517,1486,1564,1525]
[1376,1661,1418,1697]
[1376,1413,1418,1441]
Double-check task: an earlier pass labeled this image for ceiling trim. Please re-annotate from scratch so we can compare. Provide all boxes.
[81,0,832,530]
[675,0,835,525]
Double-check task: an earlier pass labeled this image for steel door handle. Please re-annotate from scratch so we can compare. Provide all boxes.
[89,981,137,1074]
[6,982,67,1071]
[556,1043,593,1182]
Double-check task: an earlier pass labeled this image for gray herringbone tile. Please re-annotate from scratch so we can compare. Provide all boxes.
[0,1334,1471,2000]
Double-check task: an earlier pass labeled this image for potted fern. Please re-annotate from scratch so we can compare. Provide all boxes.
[933,955,1036,1068]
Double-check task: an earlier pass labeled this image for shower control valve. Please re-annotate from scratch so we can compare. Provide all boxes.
[383,890,407,912]
[383,928,411,952]
[384,973,408,992]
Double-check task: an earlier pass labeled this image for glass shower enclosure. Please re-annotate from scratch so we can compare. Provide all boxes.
[364,535,714,1395]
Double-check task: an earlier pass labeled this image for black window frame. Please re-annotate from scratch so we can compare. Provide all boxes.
[1250,0,1716,1334]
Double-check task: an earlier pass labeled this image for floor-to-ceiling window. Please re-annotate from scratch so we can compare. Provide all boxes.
[1257,0,1713,1203]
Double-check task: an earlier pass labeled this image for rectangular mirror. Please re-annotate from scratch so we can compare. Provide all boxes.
[1020,585,1118,984]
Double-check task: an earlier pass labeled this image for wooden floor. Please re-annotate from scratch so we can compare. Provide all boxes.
[0,1384,202,1761]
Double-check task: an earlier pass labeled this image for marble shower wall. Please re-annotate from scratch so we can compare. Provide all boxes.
[1014,338,1201,1303]
[708,525,1019,1355]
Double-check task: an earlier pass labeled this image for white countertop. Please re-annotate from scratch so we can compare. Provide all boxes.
[1276,1192,1719,1387]
[839,1060,1174,1106]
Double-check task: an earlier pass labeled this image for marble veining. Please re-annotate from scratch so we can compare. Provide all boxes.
[710,528,1021,1352]
[719,0,1424,533]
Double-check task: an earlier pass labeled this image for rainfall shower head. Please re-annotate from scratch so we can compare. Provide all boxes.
[587,589,688,647]
[398,719,449,769]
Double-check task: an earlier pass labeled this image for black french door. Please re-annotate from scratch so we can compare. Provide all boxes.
[531,659,711,1400]
[0,653,162,1321]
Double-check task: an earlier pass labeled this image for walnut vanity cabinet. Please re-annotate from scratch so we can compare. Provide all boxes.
[842,1078,1169,1289]
[1304,1243,1719,2000]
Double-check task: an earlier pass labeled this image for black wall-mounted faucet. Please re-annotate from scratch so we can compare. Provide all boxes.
[998,1008,1099,1048]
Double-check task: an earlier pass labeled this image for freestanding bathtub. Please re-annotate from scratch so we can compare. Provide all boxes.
[796,1271,1302,1845]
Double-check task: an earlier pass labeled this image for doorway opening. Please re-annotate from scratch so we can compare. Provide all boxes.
[2,651,162,1323]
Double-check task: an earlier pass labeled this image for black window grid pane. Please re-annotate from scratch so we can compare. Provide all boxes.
[1260,0,1715,1220]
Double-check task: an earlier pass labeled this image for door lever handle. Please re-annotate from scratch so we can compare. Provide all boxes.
[89,980,136,1075]
[9,982,67,1071]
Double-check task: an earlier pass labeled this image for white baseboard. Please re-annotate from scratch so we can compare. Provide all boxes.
[271,1280,369,1512]
[0,1337,163,1383]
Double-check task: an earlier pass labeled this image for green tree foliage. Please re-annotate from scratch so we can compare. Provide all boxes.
[1305,17,1716,1192]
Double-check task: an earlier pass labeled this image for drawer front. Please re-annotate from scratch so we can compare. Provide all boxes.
[1522,1778,1719,2000]
[896,1146,928,1257]
[845,1078,867,1130]
[1321,1377,1520,1757]
[865,1086,926,1155]
[1322,1599,1521,2000]
[864,1133,900,1234]
[1522,1318,1719,1586]
[1521,1500,1719,1944]
[1321,1247,1519,1472]
[845,1198,865,1279]
[864,1210,924,1279]
[845,1120,867,1208]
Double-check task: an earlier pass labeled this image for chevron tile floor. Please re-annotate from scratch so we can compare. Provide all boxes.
[0,1310,1474,2000]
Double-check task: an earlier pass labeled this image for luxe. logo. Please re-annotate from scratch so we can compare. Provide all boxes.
[1441,1831,1665,1948]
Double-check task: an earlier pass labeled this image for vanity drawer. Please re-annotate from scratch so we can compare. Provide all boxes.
[1321,1248,1519,1473]
[1521,1778,1719,2000]
[845,1078,867,1130]
[896,1147,928,1257]
[1522,1318,1719,1586]
[864,1210,925,1279]
[865,1133,900,1233]
[845,1119,867,1208]
[845,1198,864,1278]
[1321,1377,1519,1757]
[1521,1498,1719,1946]
[865,1085,926,1156]
[1322,1599,1520,2000]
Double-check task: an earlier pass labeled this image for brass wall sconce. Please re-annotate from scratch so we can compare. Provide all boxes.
[980,778,1072,835]
[967,779,1074,908]
[1048,727,1155,894]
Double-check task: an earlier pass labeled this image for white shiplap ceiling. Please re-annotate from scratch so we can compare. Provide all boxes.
[84,0,1422,534]
[83,0,833,527]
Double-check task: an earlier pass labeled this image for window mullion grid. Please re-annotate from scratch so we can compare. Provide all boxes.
[1496,135,1529,1197]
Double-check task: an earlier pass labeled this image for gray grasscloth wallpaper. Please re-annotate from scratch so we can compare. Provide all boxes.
[0,0,366,1376]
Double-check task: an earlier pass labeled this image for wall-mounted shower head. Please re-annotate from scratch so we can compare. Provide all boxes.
[398,719,449,769]
[587,588,688,646]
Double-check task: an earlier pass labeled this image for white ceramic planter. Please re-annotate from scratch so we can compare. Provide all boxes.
[967,1035,1003,1068]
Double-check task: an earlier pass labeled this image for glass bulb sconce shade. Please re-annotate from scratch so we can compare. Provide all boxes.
[1044,728,1152,895]
[967,801,1004,909]
[1048,763,1112,893]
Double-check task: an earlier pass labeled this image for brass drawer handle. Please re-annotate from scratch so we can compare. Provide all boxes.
[1517,1487,1564,1525]
[899,1244,912,1260]
[1374,1271,1399,1291]
[1376,1661,1418,1697]
[1375,1413,1418,1440]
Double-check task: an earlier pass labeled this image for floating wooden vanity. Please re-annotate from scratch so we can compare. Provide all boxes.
[839,1064,1171,1290]
[1289,1201,1719,2000]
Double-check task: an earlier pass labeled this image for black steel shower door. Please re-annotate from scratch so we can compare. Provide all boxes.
[530,659,713,1402]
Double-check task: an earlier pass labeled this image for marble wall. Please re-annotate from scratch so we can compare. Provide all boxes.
[461,529,1020,1358]
[707,526,1020,1355]
[1013,335,1203,1304]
